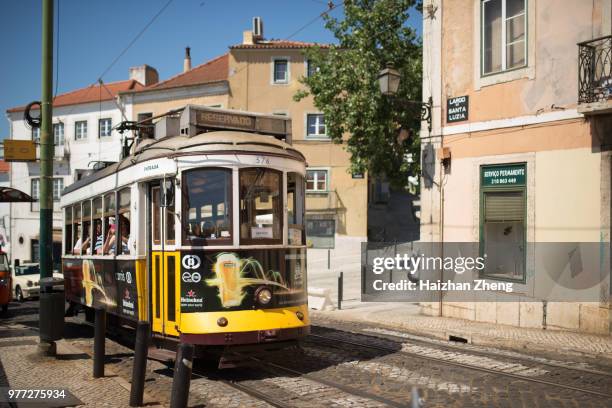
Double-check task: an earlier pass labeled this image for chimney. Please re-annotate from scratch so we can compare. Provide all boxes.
[243,30,254,45]
[129,65,159,86]
[183,47,192,73]
[242,17,263,45]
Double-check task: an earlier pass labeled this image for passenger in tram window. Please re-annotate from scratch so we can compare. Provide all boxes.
[119,214,131,254]
[93,220,103,254]
[103,217,116,255]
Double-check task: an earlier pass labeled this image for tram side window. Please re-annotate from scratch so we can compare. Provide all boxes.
[64,207,72,255]
[72,203,82,255]
[152,186,161,245]
[183,168,232,245]
[102,192,116,255]
[81,200,92,255]
[118,188,132,255]
[93,197,103,254]
[287,172,305,245]
[239,168,282,244]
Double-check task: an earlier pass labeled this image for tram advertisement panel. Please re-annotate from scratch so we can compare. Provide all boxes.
[179,248,306,313]
[63,258,139,320]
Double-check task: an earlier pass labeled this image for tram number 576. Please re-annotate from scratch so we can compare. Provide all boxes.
[255,156,270,165]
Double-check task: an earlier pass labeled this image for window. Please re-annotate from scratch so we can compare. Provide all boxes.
[306,169,328,192]
[92,198,103,255]
[239,168,282,244]
[152,186,161,245]
[480,163,526,282]
[72,203,82,255]
[137,112,154,139]
[53,123,64,145]
[75,120,88,140]
[306,59,318,77]
[64,207,72,255]
[273,58,289,83]
[288,172,305,245]
[53,178,64,201]
[32,127,40,142]
[99,118,112,138]
[102,192,116,255]
[306,218,335,249]
[183,169,232,245]
[31,178,40,201]
[482,0,526,75]
[117,188,132,255]
[306,114,327,138]
[81,200,92,255]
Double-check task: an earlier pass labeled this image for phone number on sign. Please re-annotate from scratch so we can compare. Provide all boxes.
[6,389,67,400]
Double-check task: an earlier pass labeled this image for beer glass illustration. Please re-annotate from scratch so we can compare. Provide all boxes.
[214,253,243,307]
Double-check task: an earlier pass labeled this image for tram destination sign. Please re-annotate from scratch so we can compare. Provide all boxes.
[447,95,469,123]
[481,163,526,187]
[182,105,292,140]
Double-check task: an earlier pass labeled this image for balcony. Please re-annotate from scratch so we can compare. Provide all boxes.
[578,35,612,114]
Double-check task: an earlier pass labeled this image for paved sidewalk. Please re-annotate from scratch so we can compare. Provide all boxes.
[311,302,612,362]
[0,321,162,408]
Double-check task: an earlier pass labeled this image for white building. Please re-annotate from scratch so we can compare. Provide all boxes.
[4,66,157,267]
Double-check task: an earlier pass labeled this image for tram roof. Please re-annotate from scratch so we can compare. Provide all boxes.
[62,130,306,196]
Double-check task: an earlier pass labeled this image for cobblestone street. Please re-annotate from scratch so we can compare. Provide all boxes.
[0,300,610,407]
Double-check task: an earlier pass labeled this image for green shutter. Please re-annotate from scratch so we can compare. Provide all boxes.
[484,191,524,221]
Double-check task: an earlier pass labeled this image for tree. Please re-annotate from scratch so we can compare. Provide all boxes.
[295,0,422,188]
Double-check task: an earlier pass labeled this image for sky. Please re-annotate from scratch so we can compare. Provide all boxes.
[0,0,422,139]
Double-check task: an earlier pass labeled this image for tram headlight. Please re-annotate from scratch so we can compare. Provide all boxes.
[255,287,272,305]
[217,317,228,327]
[296,311,304,321]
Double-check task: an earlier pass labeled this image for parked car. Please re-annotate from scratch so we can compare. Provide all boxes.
[0,252,11,313]
[12,263,63,302]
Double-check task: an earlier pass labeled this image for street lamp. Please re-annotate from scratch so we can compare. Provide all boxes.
[378,65,433,133]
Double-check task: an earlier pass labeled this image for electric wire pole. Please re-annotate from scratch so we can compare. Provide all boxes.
[38,0,64,356]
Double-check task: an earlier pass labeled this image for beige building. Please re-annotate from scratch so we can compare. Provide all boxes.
[420,0,611,334]
[121,25,368,251]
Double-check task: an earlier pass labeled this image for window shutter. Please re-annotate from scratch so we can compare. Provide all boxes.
[484,191,524,221]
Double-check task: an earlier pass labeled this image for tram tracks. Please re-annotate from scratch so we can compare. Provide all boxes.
[307,332,612,400]
[193,352,411,408]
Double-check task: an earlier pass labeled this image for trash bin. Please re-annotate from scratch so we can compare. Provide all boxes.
[39,277,65,342]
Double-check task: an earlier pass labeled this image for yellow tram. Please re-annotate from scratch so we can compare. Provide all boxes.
[61,106,309,353]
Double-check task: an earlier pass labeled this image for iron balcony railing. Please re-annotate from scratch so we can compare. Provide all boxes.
[578,35,612,104]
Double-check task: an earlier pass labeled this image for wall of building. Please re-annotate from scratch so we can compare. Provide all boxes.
[7,99,129,264]
[228,48,368,242]
[419,0,611,334]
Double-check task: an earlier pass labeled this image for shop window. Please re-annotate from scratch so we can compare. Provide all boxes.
[482,0,527,75]
[183,169,232,245]
[480,163,526,282]
[239,168,282,244]
[306,218,335,249]
[288,172,305,245]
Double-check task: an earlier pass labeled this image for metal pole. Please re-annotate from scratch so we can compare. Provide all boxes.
[337,271,343,310]
[130,321,150,407]
[38,0,61,357]
[93,307,106,378]
[170,343,194,408]
[327,249,330,270]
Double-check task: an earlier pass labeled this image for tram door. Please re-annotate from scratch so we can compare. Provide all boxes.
[149,183,180,337]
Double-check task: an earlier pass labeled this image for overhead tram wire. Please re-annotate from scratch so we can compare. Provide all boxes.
[57,0,175,119]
